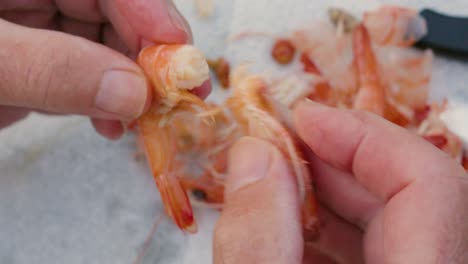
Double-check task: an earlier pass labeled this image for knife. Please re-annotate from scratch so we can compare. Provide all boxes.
[415,9,468,56]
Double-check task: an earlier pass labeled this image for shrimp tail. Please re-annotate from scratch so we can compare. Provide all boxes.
[138,111,198,234]
[154,172,197,233]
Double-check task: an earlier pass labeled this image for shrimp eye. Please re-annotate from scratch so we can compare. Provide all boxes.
[192,189,207,201]
[271,39,296,65]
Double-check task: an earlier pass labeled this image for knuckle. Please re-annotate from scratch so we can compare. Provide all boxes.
[348,109,375,123]
[25,38,73,110]
[25,53,52,105]
[0,38,29,102]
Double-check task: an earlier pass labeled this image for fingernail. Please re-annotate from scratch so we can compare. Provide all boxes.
[167,0,194,43]
[96,70,148,120]
[302,98,327,108]
[294,99,329,117]
[227,137,274,193]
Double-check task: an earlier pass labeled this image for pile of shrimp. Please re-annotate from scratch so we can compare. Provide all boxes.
[263,6,466,164]
[132,5,468,237]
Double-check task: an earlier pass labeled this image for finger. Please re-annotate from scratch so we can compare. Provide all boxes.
[1,13,207,106]
[0,10,56,28]
[101,24,130,55]
[0,20,149,121]
[307,150,382,230]
[91,118,124,140]
[54,0,105,22]
[56,16,101,42]
[214,137,303,264]
[304,206,364,264]
[0,106,30,129]
[104,0,192,53]
[303,249,338,264]
[293,100,466,203]
[0,1,54,12]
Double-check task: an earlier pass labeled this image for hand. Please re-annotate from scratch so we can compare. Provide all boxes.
[213,101,468,263]
[0,0,210,139]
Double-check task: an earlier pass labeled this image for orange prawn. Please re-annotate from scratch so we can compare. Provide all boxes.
[363,5,427,47]
[135,46,319,234]
[226,65,320,233]
[417,101,464,162]
[174,102,241,208]
[352,24,414,127]
[352,24,386,116]
[136,44,211,233]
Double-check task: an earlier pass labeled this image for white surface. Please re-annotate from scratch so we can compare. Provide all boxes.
[441,104,468,148]
[1,1,467,264]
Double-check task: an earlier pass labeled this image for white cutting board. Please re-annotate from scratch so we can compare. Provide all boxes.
[0,1,467,264]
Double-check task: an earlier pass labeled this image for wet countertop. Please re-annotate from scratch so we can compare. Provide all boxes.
[0,0,467,263]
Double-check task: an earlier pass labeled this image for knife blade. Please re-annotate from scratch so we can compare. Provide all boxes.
[416,9,468,56]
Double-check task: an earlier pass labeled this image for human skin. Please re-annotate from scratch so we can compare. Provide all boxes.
[214,100,468,264]
[0,0,211,139]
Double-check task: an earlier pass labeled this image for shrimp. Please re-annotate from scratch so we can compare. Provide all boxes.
[136,44,318,233]
[176,103,242,208]
[226,65,320,233]
[266,72,318,109]
[328,7,359,34]
[352,23,419,127]
[290,21,357,94]
[363,6,427,47]
[377,47,432,111]
[352,24,386,116]
[286,7,431,126]
[132,5,465,238]
[418,101,464,162]
[298,53,354,108]
[356,6,432,112]
[136,44,211,233]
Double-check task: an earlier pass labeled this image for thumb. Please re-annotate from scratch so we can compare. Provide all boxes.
[0,20,149,121]
[213,137,303,264]
[109,0,193,52]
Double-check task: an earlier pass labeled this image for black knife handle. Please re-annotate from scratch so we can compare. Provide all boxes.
[417,9,468,55]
